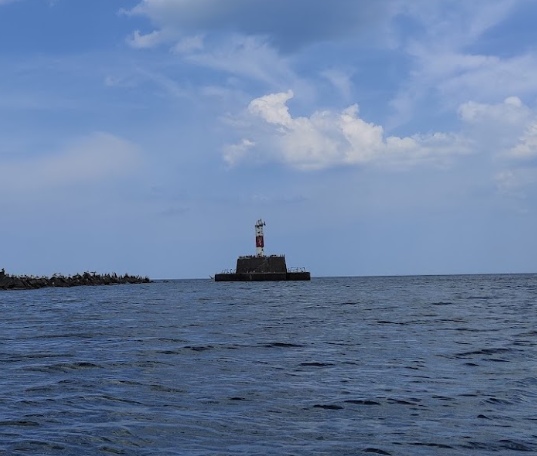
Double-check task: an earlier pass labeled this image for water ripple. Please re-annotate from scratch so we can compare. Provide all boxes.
[1,275,536,455]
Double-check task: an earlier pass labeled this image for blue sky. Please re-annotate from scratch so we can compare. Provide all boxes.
[1,0,537,278]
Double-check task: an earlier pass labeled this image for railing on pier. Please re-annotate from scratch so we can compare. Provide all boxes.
[287,267,307,273]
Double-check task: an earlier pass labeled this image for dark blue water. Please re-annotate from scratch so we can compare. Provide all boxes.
[1,275,536,455]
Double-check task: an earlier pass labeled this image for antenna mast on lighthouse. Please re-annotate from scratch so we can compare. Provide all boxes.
[255,219,266,257]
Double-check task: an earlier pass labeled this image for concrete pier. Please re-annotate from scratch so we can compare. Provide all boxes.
[215,255,310,282]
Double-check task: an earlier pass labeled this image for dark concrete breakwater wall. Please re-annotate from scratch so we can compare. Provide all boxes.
[0,269,151,291]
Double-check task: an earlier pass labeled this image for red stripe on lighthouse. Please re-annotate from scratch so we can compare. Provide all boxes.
[256,236,264,248]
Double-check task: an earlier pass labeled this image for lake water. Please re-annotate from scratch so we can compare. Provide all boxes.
[1,275,536,455]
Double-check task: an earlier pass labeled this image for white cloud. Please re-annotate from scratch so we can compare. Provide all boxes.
[0,132,142,193]
[223,138,255,166]
[458,97,537,161]
[451,96,537,199]
[388,0,535,125]
[225,92,537,173]
[398,0,517,50]
[135,68,191,99]
[126,28,205,52]
[127,29,167,49]
[458,96,527,123]
[185,35,298,89]
[507,123,537,160]
[172,35,204,54]
[495,169,537,199]
[437,54,537,105]
[124,1,537,125]
[320,69,353,100]
[225,91,471,171]
[129,31,304,93]
[248,90,294,126]
[127,0,396,52]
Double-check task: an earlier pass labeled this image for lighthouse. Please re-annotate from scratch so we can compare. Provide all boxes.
[214,219,310,281]
[255,219,266,257]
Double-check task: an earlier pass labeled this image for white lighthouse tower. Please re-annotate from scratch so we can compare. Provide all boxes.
[255,219,266,257]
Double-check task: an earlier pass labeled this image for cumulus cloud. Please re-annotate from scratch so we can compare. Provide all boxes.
[224,91,471,170]
[126,0,396,51]
[453,96,537,198]
[458,97,537,160]
[224,92,537,172]
[0,132,142,193]
[458,96,528,124]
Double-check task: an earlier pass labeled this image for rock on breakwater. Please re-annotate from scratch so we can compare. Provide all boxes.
[0,269,151,290]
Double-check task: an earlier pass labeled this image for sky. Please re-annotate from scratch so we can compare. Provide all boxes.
[1,0,537,279]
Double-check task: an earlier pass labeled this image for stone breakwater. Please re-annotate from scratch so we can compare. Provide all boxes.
[0,270,151,290]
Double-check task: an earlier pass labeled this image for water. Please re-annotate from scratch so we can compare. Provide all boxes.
[1,275,536,455]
